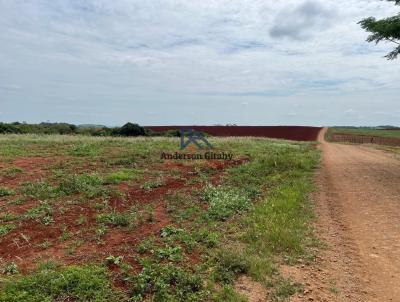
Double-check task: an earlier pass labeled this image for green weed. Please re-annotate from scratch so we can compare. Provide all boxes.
[96,211,132,227]
[1,262,18,275]
[0,224,16,237]
[129,260,206,302]
[21,181,57,200]
[24,202,53,225]
[212,285,248,302]
[203,185,251,221]
[0,187,15,197]
[141,178,164,190]
[105,169,142,184]
[0,264,121,302]
[213,249,249,284]
[58,173,104,198]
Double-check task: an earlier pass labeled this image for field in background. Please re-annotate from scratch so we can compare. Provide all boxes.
[329,127,400,138]
[146,126,322,141]
[327,128,400,147]
[0,134,320,301]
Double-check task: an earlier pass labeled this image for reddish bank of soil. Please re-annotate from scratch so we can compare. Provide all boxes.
[146,126,321,141]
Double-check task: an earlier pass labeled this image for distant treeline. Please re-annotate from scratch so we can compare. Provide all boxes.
[0,122,180,137]
[332,126,400,130]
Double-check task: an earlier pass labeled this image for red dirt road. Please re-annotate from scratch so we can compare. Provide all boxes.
[285,128,400,301]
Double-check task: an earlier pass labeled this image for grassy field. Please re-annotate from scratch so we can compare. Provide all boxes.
[0,134,320,301]
[329,127,400,138]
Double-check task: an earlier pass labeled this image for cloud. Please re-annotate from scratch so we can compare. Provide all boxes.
[269,1,337,40]
[0,1,399,126]
[0,84,21,90]
[345,108,357,114]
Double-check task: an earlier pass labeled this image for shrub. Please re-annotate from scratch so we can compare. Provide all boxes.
[21,181,56,200]
[69,143,100,157]
[24,202,53,225]
[105,169,138,184]
[160,226,185,238]
[96,212,131,227]
[213,285,248,302]
[1,262,18,275]
[141,178,164,190]
[0,265,120,302]
[0,224,16,237]
[203,185,251,221]
[213,250,249,284]
[116,123,145,137]
[58,173,104,197]
[0,187,15,197]
[130,261,205,301]
[155,245,183,261]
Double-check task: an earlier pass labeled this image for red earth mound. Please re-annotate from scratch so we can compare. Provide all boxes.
[146,126,321,141]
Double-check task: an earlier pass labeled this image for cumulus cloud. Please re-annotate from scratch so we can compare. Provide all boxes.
[269,0,337,40]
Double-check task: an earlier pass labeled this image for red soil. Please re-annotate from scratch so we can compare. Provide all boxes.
[146,126,322,141]
[0,158,246,275]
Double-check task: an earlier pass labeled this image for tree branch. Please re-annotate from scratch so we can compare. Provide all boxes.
[387,38,400,45]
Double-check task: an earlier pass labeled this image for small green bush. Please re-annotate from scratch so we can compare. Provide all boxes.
[155,245,183,262]
[105,169,139,184]
[160,226,185,238]
[0,265,120,302]
[213,285,248,302]
[58,173,104,197]
[69,143,100,157]
[24,202,53,225]
[96,212,131,227]
[194,229,219,248]
[21,181,56,200]
[0,187,15,197]
[130,261,205,301]
[213,250,249,284]
[1,262,18,275]
[203,185,251,221]
[0,224,16,237]
[141,178,164,190]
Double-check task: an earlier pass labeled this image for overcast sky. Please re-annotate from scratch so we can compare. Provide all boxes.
[0,0,399,126]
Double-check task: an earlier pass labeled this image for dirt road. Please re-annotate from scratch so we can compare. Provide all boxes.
[285,128,400,301]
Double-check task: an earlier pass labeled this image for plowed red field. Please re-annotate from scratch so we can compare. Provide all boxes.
[146,126,321,141]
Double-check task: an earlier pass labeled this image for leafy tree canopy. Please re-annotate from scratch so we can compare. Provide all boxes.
[117,122,146,136]
[359,0,400,59]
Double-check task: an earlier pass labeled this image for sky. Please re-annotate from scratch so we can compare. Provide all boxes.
[0,0,399,126]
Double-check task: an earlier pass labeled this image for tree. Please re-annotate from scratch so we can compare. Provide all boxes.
[117,123,146,136]
[359,0,400,59]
